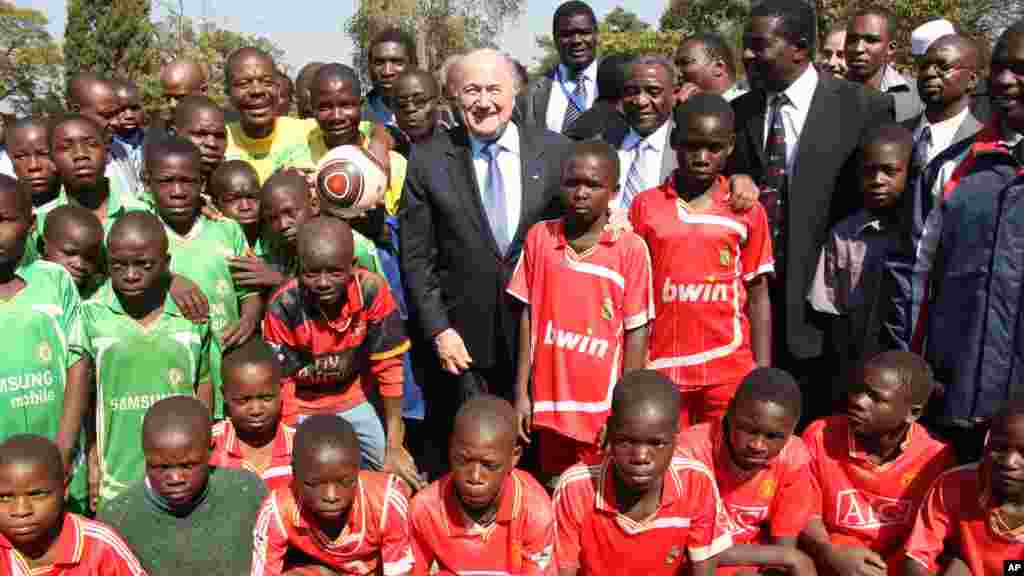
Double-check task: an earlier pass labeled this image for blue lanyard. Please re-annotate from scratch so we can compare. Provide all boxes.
[557,67,587,111]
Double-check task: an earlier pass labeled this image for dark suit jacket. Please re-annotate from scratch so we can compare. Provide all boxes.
[564,101,627,142]
[728,72,892,359]
[399,123,571,368]
[601,119,678,185]
[526,72,555,129]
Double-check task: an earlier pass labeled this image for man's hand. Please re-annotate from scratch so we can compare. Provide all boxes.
[605,207,633,233]
[675,82,701,105]
[726,174,761,212]
[384,445,426,491]
[228,256,287,289]
[828,546,887,576]
[221,316,258,349]
[515,395,532,444]
[435,328,472,374]
[169,274,210,323]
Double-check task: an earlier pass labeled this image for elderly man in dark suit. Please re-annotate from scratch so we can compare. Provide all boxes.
[728,0,891,419]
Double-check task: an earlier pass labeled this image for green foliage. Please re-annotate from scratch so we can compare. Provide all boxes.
[0,1,64,114]
[660,0,748,34]
[64,0,154,86]
[604,7,649,33]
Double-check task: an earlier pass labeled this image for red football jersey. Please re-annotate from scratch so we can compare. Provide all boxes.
[0,513,147,576]
[409,469,555,576]
[250,472,414,576]
[210,420,295,492]
[507,220,653,443]
[675,420,815,544]
[906,463,1024,576]
[803,416,956,557]
[553,453,733,575]
[628,176,774,391]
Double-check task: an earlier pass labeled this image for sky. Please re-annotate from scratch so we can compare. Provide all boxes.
[26,0,667,72]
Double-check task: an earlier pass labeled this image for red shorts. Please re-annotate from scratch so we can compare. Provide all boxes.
[678,380,741,427]
[536,428,600,480]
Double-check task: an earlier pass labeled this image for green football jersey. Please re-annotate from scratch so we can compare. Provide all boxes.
[82,283,219,508]
[32,180,149,253]
[256,227,383,277]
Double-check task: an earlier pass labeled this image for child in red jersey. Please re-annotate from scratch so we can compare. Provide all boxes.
[554,370,733,576]
[801,352,956,576]
[508,140,652,482]
[629,94,772,427]
[409,395,554,575]
[905,403,1024,576]
[211,339,296,492]
[0,435,145,576]
[675,368,816,576]
[250,414,414,576]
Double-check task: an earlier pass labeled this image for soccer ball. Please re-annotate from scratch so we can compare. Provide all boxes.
[315,145,388,219]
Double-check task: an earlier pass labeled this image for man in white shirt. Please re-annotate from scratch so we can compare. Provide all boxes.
[527,1,599,133]
[674,32,748,104]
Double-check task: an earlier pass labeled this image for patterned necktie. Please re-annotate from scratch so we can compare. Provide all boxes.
[762,93,790,265]
[913,125,932,170]
[561,71,587,132]
[483,142,510,253]
[621,140,648,209]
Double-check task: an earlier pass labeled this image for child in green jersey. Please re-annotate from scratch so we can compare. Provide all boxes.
[144,136,262,351]
[81,212,219,508]
[208,160,261,248]
[41,206,104,299]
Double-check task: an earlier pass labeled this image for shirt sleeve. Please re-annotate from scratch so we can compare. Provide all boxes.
[801,427,826,519]
[552,474,586,572]
[353,230,383,274]
[93,524,149,576]
[506,227,534,304]
[769,442,817,539]
[262,293,308,378]
[627,194,648,240]
[251,494,288,576]
[380,475,415,576]
[904,473,954,572]
[685,464,734,562]
[623,234,654,330]
[521,481,557,576]
[808,231,841,315]
[409,496,438,576]
[741,203,775,282]
[197,324,219,388]
[364,275,411,398]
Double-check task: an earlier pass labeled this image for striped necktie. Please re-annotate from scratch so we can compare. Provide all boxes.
[621,140,648,208]
[561,71,586,132]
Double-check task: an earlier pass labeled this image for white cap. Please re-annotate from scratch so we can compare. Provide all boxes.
[911,19,956,56]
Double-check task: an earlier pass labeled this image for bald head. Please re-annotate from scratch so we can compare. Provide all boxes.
[453,394,517,448]
[108,211,169,254]
[451,49,520,94]
[0,435,64,485]
[226,47,275,88]
[161,59,208,95]
[142,396,212,452]
[263,168,309,204]
[297,216,354,265]
[609,369,681,432]
[292,414,360,476]
[67,72,112,108]
[172,95,224,130]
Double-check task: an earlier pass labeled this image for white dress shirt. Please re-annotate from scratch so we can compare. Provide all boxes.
[763,65,819,174]
[545,60,599,133]
[470,122,523,242]
[914,107,970,165]
[614,119,672,210]
[0,148,13,178]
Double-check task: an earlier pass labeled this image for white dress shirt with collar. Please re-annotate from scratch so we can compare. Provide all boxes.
[469,122,523,241]
[914,107,970,164]
[545,60,599,133]
[0,148,13,178]
[763,64,819,174]
[614,119,672,210]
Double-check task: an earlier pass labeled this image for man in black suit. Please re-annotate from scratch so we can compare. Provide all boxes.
[728,0,891,419]
[526,1,599,133]
[399,48,570,471]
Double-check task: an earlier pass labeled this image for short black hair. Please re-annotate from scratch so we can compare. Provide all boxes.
[369,27,417,67]
[172,95,224,131]
[852,5,897,42]
[990,401,1024,440]
[225,47,274,90]
[596,54,630,102]
[0,435,65,485]
[730,367,802,423]
[568,140,620,184]
[144,135,201,174]
[142,395,212,452]
[0,174,32,217]
[108,211,169,254]
[453,394,518,446]
[671,92,735,147]
[49,114,102,154]
[312,63,362,105]
[858,351,934,406]
[685,32,738,79]
[221,338,282,389]
[552,0,597,35]
[209,160,259,201]
[609,369,681,431]
[860,123,913,161]
[750,0,818,59]
[44,205,103,246]
[395,69,440,98]
[292,414,360,476]
[5,116,53,150]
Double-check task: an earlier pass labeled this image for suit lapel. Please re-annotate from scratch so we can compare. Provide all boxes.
[953,112,984,145]
[446,128,500,255]
[514,128,546,247]
[748,91,768,166]
[533,75,554,127]
[790,74,839,193]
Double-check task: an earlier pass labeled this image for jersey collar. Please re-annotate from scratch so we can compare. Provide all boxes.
[221,419,294,461]
[301,271,366,334]
[844,415,915,469]
[0,513,85,569]
[441,471,523,538]
[555,219,619,250]
[100,281,183,320]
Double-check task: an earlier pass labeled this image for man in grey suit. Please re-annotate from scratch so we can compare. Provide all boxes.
[526,1,599,133]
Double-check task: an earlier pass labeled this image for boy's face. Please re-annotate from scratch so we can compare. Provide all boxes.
[394,76,438,142]
[293,446,360,526]
[449,425,521,513]
[987,413,1024,501]
[609,405,677,493]
[107,233,168,298]
[214,171,261,228]
[847,365,915,438]
[116,86,145,135]
[676,114,734,189]
[8,126,57,199]
[560,153,616,226]
[77,85,120,147]
[0,192,33,268]
[264,188,312,249]
[369,41,410,96]
[0,460,63,551]
[150,153,203,231]
[299,240,352,311]
[314,78,362,145]
[861,141,907,211]
[223,363,282,439]
[727,398,795,471]
[176,108,227,178]
[51,120,106,192]
[43,223,102,289]
[228,54,277,134]
[990,33,1024,130]
[144,431,210,509]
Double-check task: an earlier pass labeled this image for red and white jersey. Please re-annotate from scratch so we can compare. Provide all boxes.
[675,420,815,544]
[251,472,414,576]
[802,416,956,556]
[508,219,653,443]
[210,420,295,492]
[629,176,774,391]
[0,513,147,576]
[906,463,1024,576]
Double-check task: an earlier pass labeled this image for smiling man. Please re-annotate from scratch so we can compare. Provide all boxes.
[528,1,600,133]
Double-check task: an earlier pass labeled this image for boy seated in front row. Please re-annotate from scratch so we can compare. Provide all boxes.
[554,370,733,576]
[800,351,956,576]
[100,396,268,576]
[42,206,104,299]
[262,217,418,486]
[508,140,651,484]
[211,339,296,492]
[81,212,219,507]
[0,435,145,575]
[905,403,1024,576]
[409,395,555,575]
[250,414,414,576]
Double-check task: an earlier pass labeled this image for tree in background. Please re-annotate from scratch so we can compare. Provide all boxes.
[64,0,154,86]
[0,1,63,115]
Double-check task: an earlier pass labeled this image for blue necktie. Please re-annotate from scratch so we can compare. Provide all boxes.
[562,71,587,132]
[483,142,510,253]
[621,140,648,208]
